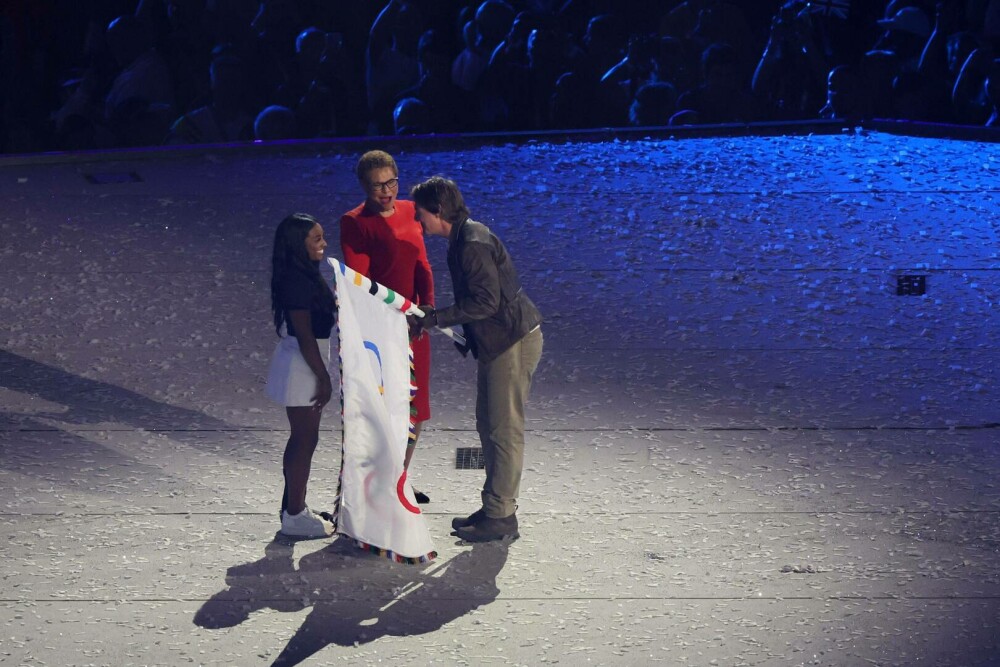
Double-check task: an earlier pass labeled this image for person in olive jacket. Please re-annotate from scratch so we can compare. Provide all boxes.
[409,176,543,543]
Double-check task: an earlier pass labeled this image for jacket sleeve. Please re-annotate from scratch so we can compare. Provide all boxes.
[340,214,371,276]
[436,240,499,327]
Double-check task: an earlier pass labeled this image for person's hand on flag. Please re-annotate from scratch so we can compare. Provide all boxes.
[408,305,437,337]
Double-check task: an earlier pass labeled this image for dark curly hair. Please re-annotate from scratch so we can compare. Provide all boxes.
[270,213,334,336]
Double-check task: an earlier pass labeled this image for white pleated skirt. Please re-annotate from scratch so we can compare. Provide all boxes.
[265,336,331,406]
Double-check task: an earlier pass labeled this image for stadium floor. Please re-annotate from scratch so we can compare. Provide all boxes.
[1,128,999,666]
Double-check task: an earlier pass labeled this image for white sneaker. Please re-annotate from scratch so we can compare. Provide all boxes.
[280,506,334,538]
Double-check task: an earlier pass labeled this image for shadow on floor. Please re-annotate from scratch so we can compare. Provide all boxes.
[0,350,281,499]
[195,535,510,666]
[0,349,242,431]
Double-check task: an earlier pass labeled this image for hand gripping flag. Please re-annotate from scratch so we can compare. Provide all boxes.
[328,258,436,563]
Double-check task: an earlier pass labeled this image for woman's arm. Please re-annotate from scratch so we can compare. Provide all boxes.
[414,239,434,307]
[340,214,372,275]
[288,309,332,409]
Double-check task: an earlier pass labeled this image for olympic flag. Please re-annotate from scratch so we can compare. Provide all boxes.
[329,257,436,563]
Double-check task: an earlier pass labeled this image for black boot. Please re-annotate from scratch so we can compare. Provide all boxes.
[451,508,486,531]
[454,513,518,542]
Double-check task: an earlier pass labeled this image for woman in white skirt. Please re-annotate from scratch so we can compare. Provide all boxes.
[265,213,336,538]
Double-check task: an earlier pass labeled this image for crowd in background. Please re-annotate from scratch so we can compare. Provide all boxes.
[1,0,998,154]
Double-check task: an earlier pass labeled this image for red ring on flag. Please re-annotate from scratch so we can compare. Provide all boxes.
[396,470,421,514]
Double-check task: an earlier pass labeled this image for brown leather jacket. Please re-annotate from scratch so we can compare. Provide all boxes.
[435,218,542,364]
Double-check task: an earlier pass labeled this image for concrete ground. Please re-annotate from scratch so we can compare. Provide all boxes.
[1,129,999,666]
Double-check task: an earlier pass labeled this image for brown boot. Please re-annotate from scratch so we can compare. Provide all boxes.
[451,508,486,531]
[454,513,518,542]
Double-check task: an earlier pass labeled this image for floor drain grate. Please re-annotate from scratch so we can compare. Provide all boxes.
[897,274,927,296]
[84,171,143,184]
[455,447,485,470]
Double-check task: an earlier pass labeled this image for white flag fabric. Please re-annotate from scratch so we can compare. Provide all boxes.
[329,258,436,563]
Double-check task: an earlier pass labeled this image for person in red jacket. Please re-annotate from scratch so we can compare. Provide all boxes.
[340,149,434,503]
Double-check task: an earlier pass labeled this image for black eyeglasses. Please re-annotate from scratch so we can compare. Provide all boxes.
[369,177,399,192]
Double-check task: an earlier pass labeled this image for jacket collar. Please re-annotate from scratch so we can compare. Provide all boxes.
[448,217,470,244]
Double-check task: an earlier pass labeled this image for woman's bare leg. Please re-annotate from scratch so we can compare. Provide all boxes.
[403,420,423,470]
[282,406,323,515]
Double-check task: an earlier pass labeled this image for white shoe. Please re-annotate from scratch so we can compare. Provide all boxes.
[280,506,334,538]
